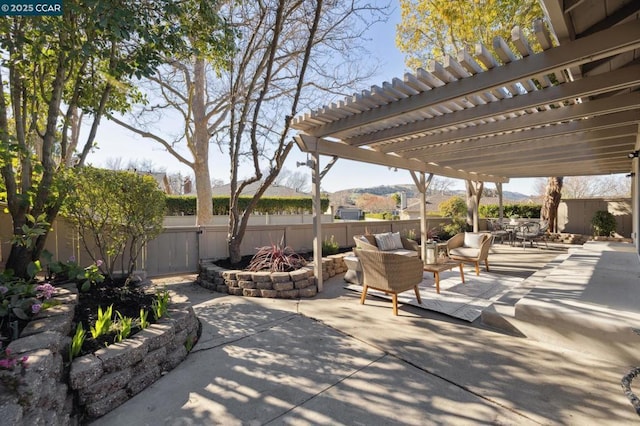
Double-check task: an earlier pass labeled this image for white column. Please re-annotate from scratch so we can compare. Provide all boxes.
[311,151,323,292]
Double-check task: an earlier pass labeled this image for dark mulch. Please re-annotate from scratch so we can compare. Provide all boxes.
[73,280,157,355]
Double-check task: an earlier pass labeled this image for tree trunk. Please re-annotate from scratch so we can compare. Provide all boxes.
[541,177,563,232]
[4,244,32,279]
[465,180,483,231]
[192,58,214,226]
[228,236,242,265]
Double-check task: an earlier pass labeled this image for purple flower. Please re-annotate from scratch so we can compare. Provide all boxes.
[96,259,103,267]
[0,358,12,369]
[0,286,7,294]
[36,283,56,299]
[31,303,42,314]
[68,255,76,262]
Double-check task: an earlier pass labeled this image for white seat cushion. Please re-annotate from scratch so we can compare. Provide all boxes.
[387,248,419,257]
[449,247,480,259]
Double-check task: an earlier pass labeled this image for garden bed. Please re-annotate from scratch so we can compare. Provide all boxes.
[1,280,200,423]
[198,252,353,298]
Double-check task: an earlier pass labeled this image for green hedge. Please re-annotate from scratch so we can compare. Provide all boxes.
[165,195,329,216]
[479,203,542,219]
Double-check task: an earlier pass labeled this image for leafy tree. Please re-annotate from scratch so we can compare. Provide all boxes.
[438,196,467,236]
[439,196,466,217]
[397,0,544,69]
[355,193,397,213]
[397,0,545,230]
[0,0,233,278]
[62,167,165,281]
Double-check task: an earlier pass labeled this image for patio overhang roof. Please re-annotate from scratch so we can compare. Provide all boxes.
[292,0,640,184]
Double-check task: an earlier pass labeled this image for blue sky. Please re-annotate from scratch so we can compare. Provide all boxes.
[88,6,538,196]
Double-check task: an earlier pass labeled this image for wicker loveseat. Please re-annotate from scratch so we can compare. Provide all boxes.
[354,248,424,316]
[446,232,492,276]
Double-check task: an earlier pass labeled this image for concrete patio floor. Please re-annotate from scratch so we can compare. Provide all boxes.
[92,242,640,425]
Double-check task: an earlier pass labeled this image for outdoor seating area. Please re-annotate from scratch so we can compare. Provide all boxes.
[96,240,640,425]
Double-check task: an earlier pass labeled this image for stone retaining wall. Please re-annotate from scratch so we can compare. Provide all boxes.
[0,283,77,425]
[0,284,199,425]
[69,303,199,420]
[198,253,350,298]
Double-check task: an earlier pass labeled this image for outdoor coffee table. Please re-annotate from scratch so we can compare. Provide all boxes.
[423,259,465,294]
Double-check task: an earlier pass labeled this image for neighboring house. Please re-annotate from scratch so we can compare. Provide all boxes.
[137,171,172,194]
[334,206,363,221]
[210,181,310,197]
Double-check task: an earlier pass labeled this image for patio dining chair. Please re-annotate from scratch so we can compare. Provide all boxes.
[514,221,548,249]
[487,219,510,244]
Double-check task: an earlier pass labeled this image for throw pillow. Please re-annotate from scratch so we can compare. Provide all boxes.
[374,232,397,251]
[354,235,371,249]
[391,232,404,249]
[464,232,484,248]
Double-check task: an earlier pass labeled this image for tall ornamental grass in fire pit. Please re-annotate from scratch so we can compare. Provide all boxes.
[247,237,307,272]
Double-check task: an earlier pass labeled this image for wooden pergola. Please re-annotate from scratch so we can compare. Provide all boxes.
[291,0,640,290]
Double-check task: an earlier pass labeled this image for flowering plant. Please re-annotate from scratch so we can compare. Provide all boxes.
[0,348,28,370]
[48,257,104,292]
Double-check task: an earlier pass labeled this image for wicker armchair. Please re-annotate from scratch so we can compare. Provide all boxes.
[446,232,492,276]
[354,248,424,316]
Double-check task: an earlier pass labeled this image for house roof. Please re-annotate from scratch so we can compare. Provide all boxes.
[211,181,310,197]
[292,0,640,184]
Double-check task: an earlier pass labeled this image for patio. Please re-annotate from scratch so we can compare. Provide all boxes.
[92,240,640,424]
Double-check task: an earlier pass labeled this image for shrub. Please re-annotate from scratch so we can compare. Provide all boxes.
[247,237,307,272]
[591,210,616,237]
[479,203,541,219]
[322,235,339,256]
[63,167,165,281]
[164,195,330,216]
[439,196,467,237]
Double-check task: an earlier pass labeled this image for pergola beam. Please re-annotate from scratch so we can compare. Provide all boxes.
[294,134,509,183]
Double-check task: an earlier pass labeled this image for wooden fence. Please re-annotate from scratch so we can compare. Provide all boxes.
[0,198,631,277]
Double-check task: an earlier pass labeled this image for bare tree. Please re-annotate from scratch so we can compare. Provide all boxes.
[563,175,630,198]
[274,168,310,192]
[104,157,126,171]
[428,177,456,195]
[111,0,388,263]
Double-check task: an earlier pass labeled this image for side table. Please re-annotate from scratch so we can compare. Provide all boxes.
[423,259,465,294]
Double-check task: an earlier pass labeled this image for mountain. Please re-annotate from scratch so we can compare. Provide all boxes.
[328,184,532,205]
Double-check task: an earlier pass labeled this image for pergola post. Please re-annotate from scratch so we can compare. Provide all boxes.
[411,171,433,262]
[311,150,323,292]
[496,182,504,223]
[634,125,640,255]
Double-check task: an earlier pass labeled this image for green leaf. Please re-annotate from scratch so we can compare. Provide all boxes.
[27,260,42,278]
[12,306,29,320]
